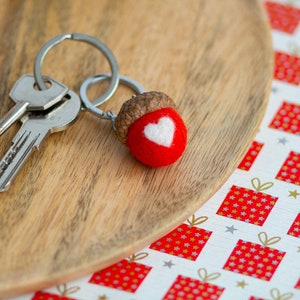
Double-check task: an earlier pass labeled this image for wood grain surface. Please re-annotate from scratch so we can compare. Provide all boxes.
[0,0,273,297]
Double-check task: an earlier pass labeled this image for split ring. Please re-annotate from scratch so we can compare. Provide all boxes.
[33,33,119,107]
[80,73,145,120]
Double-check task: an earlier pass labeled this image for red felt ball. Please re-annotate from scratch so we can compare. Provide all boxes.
[127,108,187,167]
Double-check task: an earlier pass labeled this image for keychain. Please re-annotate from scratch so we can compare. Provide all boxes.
[0,32,187,192]
[34,33,187,168]
[80,74,187,168]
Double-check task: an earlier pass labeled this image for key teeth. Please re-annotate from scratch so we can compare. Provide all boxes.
[0,131,33,191]
[0,131,29,175]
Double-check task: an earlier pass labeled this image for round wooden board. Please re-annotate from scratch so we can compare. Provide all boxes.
[0,0,273,297]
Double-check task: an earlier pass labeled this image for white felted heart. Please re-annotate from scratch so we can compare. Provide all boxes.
[143,117,175,147]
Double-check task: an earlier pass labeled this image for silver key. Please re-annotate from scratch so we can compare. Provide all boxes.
[0,89,81,192]
[0,74,69,135]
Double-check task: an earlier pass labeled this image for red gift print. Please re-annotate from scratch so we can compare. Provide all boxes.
[276,151,300,186]
[89,253,151,293]
[149,215,212,261]
[274,52,300,86]
[216,178,278,226]
[269,101,300,135]
[163,268,224,300]
[238,141,264,171]
[295,278,300,289]
[31,284,79,300]
[265,1,300,34]
[223,232,285,281]
[249,288,294,300]
[287,213,300,238]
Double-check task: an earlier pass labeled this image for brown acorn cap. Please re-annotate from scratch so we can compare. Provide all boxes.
[115,91,176,144]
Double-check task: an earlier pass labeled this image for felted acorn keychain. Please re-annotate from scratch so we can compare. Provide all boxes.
[80,74,187,168]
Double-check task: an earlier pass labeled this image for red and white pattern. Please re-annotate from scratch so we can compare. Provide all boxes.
[163,274,225,300]
[149,223,212,261]
[295,278,300,289]
[32,292,73,300]
[216,184,278,226]
[276,151,300,185]
[9,1,300,300]
[249,288,294,300]
[223,238,285,281]
[287,213,300,237]
[248,296,265,300]
[31,291,76,300]
[273,52,300,86]
[269,101,300,134]
[265,1,300,33]
[31,285,79,300]
[238,141,264,171]
[89,259,152,293]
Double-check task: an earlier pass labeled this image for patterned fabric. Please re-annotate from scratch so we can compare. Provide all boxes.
[276,151,300,185]
[216,184,278,226]
[149,223,212,261]
[89,260,152,293]
[223,237,285,281]
[238,141,264,171]
[265,1,300,33]
[163,275,225,300]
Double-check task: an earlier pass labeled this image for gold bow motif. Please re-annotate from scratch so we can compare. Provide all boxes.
[56,283,80,297]
[187,214,208,226]
[258,232,281,246]
[251,177,274,192]
[128,252,149,262]
[269,288,294,300]
[197,267,221,282]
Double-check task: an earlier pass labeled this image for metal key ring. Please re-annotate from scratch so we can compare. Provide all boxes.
[33,33,119,107]
[80,73,145,121]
